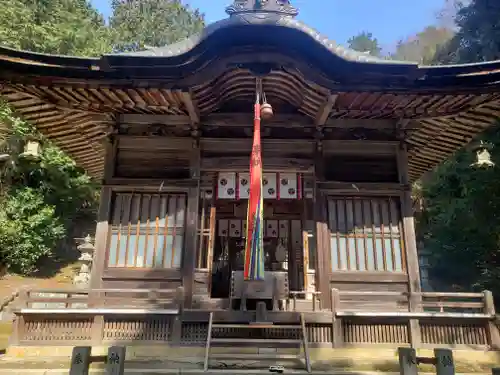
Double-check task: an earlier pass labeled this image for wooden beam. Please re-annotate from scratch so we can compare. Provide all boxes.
[318,181,404,195]
[117,113,190,125]
[117,135,193,151]
[322,139,399,155]
[201,156,313,172]
[104,178,196,190]
[325,118,399,129]
[118,113,398,129]
[315,94,338,126]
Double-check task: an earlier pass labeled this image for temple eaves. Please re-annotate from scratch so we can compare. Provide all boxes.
[226,0,299,18]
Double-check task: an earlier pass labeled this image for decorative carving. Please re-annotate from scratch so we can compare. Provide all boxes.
[226,0,298,18]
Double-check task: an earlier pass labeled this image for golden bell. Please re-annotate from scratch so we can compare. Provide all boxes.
[260,102,274,120]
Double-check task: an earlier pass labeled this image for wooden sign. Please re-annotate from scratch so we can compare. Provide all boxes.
[106,346,126,375]
[70,346,91,375]
[434,349,454,375]
[398,347,418,375]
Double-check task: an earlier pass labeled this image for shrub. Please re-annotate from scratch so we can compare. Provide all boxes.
[0,187,65,274]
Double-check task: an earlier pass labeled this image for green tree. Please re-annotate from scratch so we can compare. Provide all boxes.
[418,0,500,301]
[0,0,113,56]
[0,102,98,274]
[0,188,65,274]
[347,31,382,57]
[110,0,205,52]
[0,0,205,274]
[437,0,500,64]
[391,26,454,64]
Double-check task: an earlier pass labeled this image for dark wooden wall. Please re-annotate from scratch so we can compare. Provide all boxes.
[89,129,420,311]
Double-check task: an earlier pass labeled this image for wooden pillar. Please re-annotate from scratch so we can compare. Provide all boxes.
[398,143,422,348]
[314,145,331,309]
[182,143,201,307]
[484,290,500,349]
[90,138,116,291]
[397,144,422,295]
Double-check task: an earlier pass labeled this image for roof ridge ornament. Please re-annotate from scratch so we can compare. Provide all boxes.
[226,0,299,18]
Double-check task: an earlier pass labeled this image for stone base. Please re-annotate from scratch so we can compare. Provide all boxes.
[2,346,499,373]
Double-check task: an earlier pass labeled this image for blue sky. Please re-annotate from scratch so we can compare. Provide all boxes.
[91,0,443,50]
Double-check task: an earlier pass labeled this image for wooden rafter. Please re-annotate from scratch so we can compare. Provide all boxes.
[181,92,200,125]
[1,74,500,181]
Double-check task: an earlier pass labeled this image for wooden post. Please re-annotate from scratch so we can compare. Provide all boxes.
[171,286,184,344]
[106,346,126,375]
[314,188,331,310]
[91,315,104,345]
[397,144,422,294]
[314,146,331,310]
[90,135,116,292]
[408,292,422,348]
[183,186,199,308]
[9,289,28,346]
[331,288,343,347]
[398,144,422,348]
[182,144,201,308]
[398,347,417,375]
[89,186,112,301]
[434,348,455,375]
[483,290,500,349]
[69,346,92,375]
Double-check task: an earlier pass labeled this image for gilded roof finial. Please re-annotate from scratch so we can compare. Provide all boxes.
[226,0,298,17]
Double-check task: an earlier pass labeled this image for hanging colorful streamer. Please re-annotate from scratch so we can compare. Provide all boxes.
[243,101,265,281]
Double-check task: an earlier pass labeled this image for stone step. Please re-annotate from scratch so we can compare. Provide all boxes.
[0,359,490,375]
[0,347,495,374]
[0,369,390,375]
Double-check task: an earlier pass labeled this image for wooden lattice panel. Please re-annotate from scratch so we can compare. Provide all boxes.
[181,323,208,344]
[22,318,92,342]
[420,322,488,346]
[103,317,171,342]
[343,320,409,344]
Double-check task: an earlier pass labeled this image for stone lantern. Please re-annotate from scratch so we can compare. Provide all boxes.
[73,235,95,288]
[471,140,494,168]
[19,137,41,160]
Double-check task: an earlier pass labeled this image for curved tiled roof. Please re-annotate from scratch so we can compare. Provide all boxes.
[1,5,500,181]
[116,16,411,66]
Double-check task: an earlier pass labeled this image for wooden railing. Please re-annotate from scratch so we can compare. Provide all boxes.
[14,287,185,310]
[6,287,500,350]
[331,290,491,314]
[9,287,185,347]
[330,289,499,349]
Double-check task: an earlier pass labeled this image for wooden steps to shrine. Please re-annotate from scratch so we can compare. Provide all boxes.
[203,311,312,373]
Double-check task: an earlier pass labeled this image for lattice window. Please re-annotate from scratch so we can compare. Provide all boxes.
[328,197,405,272]
[107,193,186,268]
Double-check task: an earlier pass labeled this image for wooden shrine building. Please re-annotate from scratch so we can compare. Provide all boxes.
[1,0,500,359]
